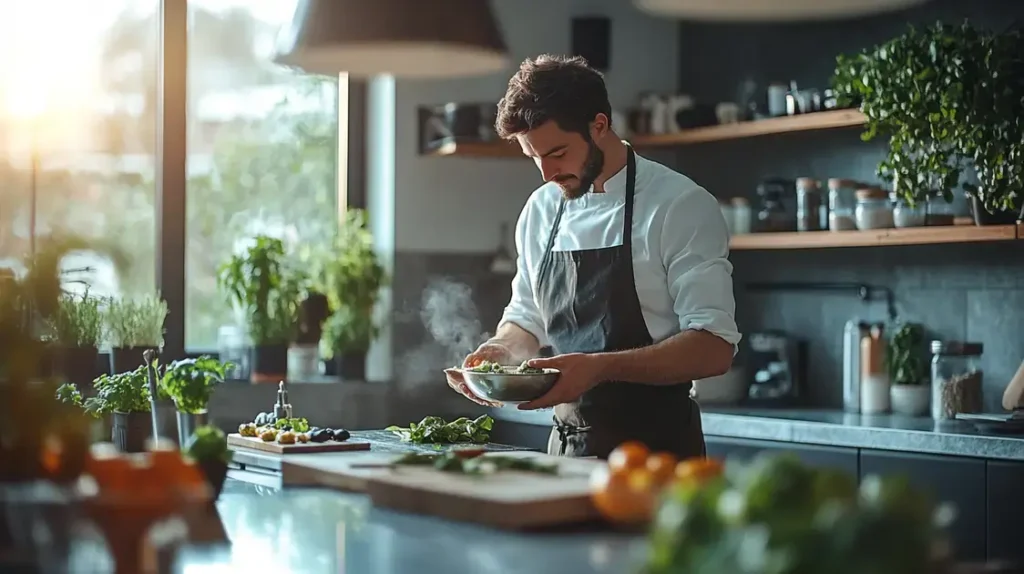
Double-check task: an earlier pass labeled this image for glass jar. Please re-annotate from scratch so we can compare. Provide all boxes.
[755,182,792,232]
[930,341,984,420]
[827,178,858,231]
[731,197,752,234]
[854,187,894,230]
[796,177,822,232]
[893,198,927,228]
[927,195,956,226]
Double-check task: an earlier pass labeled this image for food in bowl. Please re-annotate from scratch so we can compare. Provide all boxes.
[464,359,546,375]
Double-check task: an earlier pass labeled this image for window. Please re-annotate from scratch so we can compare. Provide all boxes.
[184,0,342,351]
[0,1,158,300]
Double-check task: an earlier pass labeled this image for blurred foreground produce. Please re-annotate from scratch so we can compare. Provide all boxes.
[643,453,954,574]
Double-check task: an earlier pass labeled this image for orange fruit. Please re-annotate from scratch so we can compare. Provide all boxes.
[590,465,654,525]
[674,457,725,485]
[645,452,678,486]
[608,441,650,472]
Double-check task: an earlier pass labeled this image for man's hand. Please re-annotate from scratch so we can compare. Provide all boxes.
[445,341,512,407]
[517,353,605,410]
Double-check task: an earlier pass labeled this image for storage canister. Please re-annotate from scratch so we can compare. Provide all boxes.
[854,187,894,230]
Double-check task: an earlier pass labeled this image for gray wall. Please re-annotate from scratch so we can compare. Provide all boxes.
[673,0,1024,410]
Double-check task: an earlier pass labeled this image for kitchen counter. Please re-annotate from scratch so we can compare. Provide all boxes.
[488,406,1024,462]
[171,480,644,573]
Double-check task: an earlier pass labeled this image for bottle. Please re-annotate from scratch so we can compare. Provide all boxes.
[843,319,867,412]
[860,324,890,414]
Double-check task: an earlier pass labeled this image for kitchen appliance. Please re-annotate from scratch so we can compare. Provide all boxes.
[746,330,805,406]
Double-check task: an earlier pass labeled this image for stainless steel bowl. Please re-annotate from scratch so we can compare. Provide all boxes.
[457,368,560,403]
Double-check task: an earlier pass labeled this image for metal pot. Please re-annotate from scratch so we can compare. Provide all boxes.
[175,410,209,446]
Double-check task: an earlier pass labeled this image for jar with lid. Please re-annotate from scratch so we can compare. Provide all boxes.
[931,341,984,420]
[854,187,894,230]
[827,179,858,231]
[731,197,752,234]
[796,178,822,231]
[892,196,927,228]
[756,180,794,232]
[860,324,890,414]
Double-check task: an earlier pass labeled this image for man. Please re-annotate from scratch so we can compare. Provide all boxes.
[445,54,741,460]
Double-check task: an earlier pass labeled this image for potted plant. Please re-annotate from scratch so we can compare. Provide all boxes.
[161,356,232,445]
[183,425,232,500]
[56,366,153,453]
[886,323,930,416]
[46,292,105,387]
[105,294,168,373]
[834,21,1024,225]
[313,210,387,380]
[217,235,303,383]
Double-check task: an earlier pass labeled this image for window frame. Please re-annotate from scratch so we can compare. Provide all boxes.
[156,0,366,360]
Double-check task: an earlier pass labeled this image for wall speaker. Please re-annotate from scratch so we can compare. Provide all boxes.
[571,16,611,72]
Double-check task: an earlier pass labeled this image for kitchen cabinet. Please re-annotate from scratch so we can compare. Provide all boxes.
[986,460,1024,563]
[859,449,986,562]
[705,436,859,475]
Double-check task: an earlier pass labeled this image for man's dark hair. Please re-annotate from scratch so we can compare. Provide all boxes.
[495,54,612,140]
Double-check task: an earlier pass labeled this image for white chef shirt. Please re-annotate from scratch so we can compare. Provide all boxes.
[499,151,741,353]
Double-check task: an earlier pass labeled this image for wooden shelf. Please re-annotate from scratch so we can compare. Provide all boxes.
[424,109,866,158]
[632,109,866,148]
[728,225,1018,250]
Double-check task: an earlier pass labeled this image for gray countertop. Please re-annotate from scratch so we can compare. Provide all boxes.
[172,481,645,574]
[487,406,1024,462]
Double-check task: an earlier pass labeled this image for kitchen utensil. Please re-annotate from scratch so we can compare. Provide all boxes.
[143,349,161,440]
[227,433,371,454]
[448,367,560,403]
[363,451,601,529]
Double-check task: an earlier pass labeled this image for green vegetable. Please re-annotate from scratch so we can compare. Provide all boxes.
[81,367,152,416]
[464,360,544,375]
[391,452,557,475]
[274,417,309,432]
[885,323,928,386]
[385,415,494,444]
[185,425,232,465]
[46,292,104,347]
[104,294,168,348]
[161,356,232,414]
[644,453,953,574]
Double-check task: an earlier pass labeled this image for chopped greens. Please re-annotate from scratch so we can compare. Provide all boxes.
[385,415,494,444]
[464,360,544,375]
[274,417,310,433]
[391,452,558,475]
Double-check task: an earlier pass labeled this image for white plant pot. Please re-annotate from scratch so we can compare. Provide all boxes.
[891,384,930,416]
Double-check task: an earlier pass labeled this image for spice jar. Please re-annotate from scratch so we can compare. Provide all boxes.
[755,180,793,232]
[828,179,858,231]
[930,341,984,420]
[860,324,890,414]
[854,187,894,230]
[796,178,822,231]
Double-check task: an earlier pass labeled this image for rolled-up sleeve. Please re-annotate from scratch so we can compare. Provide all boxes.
[498,201,548,347]
[661,188,741,351]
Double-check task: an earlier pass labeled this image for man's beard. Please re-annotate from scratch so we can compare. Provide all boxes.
[554,140,605,200]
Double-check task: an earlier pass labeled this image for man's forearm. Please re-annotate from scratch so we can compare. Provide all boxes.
[595,329,733,385]
[490,322,542,361]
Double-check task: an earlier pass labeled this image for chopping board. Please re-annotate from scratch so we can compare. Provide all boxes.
[363,451,602,529]
[281,451,399,492]
[227,433,371,454]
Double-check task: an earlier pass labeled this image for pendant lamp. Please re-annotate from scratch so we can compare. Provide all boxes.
[274,0,510,78]
[633,0,930,22]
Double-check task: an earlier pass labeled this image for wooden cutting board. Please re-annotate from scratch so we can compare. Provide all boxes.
[280,451,399,492]
[227,433,371,454]
[363,451,603,529]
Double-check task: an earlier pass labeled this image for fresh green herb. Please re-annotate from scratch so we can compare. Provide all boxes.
[386,415,494,444]
[46,292,104,347]
[104,294,168,348]
[185,425,232,465]
[885,323,928,386]
[161,356,232,414]
[464,360,544,375]
[391,452,558,475]
[55,383,83,407]
[273,417,310,432]
[83,367,152,416]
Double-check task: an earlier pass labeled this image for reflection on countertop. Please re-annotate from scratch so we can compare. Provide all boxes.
[173,483,645,574]
[486,405,1024,461]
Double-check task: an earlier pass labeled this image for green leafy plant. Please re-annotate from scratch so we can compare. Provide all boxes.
[161,356,232,414]
[217,235,305,346]
[885,323,928,386]
[46,292,104,347]
[386,415,494,444]
[306,210,388,359]
[65,367,153,417]
[105,294,168,348]
[833,21,1024,215]
[185,425,231,465]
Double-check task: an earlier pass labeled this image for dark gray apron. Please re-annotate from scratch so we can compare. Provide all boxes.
[536,145,706,460]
